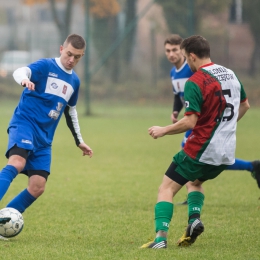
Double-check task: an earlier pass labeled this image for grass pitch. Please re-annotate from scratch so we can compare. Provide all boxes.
[0,100,259,260]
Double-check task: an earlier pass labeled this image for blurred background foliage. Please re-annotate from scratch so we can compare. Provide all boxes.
[0,0,260,111]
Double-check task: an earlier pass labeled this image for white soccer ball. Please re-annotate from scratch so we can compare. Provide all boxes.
[0,207,24,238]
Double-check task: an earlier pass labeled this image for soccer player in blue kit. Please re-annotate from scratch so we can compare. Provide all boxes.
[0,34,93,232]
[164,34,260,205]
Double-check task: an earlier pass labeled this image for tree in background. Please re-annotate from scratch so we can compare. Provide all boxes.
[49,0,73,43]
[24,0,138,83]
[155,0,230,37]
[122,0,137,65]
[23,0,73,43]
[243,1,260,76]
[89,0,121,83]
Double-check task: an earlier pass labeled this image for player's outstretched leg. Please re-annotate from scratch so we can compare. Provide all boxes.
[177,218,204,247]
[0,165,19,201]
[6,189,36,213]
[251,160,260,188]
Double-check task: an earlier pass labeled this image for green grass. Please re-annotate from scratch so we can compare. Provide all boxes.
[0,100,259,260]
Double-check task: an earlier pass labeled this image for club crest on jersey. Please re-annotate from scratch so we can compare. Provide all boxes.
[51,82,58,89]
[62,85,67,94]
[185,101,190,108]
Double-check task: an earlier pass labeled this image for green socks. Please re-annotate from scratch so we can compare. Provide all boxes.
[187,191,205,224]
[154,201,173,242]
[153,192,204,242]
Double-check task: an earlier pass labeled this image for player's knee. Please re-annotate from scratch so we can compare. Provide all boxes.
[188,180,203,187]
[28,176,47,198]
[28,185,45,198]
[7,156,26,173]
[158,183,175,197]
[35,186,45,197]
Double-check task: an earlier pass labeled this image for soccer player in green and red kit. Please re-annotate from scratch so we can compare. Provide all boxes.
[141,35,252,249]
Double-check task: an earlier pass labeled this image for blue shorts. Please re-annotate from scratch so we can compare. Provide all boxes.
[6,125,52,174]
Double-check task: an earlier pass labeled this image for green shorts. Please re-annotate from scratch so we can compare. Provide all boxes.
[173,150,228,182]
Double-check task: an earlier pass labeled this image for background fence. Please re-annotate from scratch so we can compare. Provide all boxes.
[0,0,259,112]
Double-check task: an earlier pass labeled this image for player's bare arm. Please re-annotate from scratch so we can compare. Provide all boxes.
[237,99,250,121]
[149,114,198,139]
[78,143,93,158]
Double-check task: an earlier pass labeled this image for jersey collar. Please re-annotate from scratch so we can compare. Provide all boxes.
[199,62,214,69]
[175,60,188,72]
[55,58,73,74]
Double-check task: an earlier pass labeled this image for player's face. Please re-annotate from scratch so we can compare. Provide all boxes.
[165,43,184,66]
[182,49,196,72]
[59,43,84,70]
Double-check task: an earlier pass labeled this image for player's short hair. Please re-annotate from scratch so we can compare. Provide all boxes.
[180,35,210,59]
[63,34,86,50]
[164,34,183,46]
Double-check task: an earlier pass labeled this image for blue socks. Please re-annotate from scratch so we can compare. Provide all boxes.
[226,159,253,172]
[7,189,36,213]
[0,165,18,201]
[0,165,36,213]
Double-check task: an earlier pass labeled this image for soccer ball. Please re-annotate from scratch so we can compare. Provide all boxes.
[0,207,24,238]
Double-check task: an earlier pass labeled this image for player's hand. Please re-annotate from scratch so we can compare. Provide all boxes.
[78,143,93,158]
[171,112,178,123]
[21,79,35,91]
[148,126,165,139]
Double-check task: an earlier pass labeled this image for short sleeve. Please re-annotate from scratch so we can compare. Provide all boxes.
[240,83,247,102]
[28,59,49,84]
[184,81,203,114]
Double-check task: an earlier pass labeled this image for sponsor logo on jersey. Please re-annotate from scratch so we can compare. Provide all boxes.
[48,110,60,120]
[21,139,32,144]
[49,72,58,77]
[51,82,58,89]
[62,85,67,94]
[185,101,189,108]
[56,102,63,111]
[48,102,63,120]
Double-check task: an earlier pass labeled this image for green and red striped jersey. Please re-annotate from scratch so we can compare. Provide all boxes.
[183,62,247,165]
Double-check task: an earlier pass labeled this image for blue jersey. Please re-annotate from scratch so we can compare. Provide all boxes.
[9,58,80,146]
[170,60,193,149]
[170,60,193,100]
